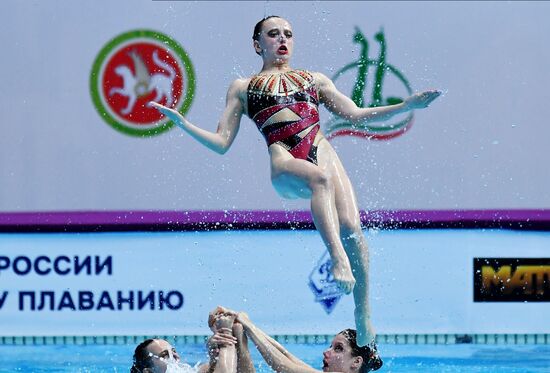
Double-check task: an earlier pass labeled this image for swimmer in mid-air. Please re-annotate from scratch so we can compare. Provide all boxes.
[151,16,440,349]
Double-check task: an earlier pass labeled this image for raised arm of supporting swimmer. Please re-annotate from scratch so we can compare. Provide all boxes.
[204,307,255,373]
[314,72,441,125]
[212,313,238,373]
[150,78,247,154]
[215,307,308,370]
[233,322,256,373]
[235,312,319,373]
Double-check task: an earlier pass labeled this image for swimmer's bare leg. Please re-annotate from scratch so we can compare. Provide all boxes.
[309,177,355,294]
[271,149,355,294]
[347,237,374,347]
[325,142,375,346]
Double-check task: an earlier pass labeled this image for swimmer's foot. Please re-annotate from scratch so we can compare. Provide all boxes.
[331,260,356,294]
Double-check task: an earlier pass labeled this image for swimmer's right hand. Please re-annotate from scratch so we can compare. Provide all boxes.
[149,101,187,128]
[209,328,237,348]
[214,313,236,330]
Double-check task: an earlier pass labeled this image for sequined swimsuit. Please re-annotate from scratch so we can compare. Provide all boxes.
[247,69,321,165]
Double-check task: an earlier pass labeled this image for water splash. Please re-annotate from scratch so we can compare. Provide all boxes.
[165,360,201,373]
[162,350,201,373]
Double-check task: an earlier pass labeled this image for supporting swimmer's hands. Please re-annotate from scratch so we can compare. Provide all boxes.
[214,312,236,330]
[208,306,227,331]
[149,101,188,129]
[232,322,246,343]
[212,307,249,326]
[404,90,441,110]
[207,327,237,360]
[235,311,250,325]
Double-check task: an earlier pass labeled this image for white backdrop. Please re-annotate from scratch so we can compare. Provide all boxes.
[1,1,549,213]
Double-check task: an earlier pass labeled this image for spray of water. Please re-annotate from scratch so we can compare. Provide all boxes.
[147,350,201,373]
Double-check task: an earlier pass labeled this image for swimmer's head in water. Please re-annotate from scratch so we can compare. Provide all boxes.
[337,329,383,372]
[132,338,182,373]
[252,16,293,62]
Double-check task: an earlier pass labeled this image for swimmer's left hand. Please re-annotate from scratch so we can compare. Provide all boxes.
[404,90,441,109]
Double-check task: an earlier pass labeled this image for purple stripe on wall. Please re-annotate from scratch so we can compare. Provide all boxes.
[0,210,311,226]
[1,210,550,230]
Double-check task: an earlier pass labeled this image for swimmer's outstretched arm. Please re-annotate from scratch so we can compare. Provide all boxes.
[233,322,256,373]
[217,307,308,369]
[314,72,441,126]
[235,312,318,373]
[150,79,247,154]
[199,328,238,373]
[204,307,255,373]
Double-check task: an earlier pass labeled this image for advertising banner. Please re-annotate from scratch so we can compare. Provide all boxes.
[474,258,550,302]
[1,229,550,336]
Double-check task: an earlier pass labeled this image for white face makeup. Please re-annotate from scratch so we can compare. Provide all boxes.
[256,17,294,64]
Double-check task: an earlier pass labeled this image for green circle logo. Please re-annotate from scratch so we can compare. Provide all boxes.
[324,27,414,141]
[90,29,195,137]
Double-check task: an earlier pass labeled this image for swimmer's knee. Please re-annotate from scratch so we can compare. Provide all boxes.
[309,172,331,192]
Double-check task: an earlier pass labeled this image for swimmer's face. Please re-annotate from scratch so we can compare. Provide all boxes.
[322,334,362,373]
[254,17,294,63]
[143,339,181,373]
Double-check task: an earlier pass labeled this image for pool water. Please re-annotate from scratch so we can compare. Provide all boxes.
[1,343,549,373]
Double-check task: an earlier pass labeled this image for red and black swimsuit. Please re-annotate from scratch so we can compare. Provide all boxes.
[247,69,321,165]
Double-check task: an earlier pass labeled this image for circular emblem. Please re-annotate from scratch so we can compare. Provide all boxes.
[324,28,414,141]
[90,30,195,136]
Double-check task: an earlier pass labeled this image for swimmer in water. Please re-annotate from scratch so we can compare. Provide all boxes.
[131,309,254,373]
[151,16,440,348]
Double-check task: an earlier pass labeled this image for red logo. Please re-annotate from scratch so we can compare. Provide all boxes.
[91,30,195,136]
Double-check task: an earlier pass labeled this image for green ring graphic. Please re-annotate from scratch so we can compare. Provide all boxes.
[327,62,413,136]
[90,29,196,137]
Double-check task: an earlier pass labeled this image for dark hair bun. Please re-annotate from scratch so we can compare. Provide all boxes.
[367,355,383,371]
[364,340,382,372]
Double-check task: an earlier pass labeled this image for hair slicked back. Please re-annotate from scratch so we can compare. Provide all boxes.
[252,15,282,41]
[131,338,155,373]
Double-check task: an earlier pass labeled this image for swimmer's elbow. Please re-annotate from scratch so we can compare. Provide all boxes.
[216,146,229,155]
[210,134,232,154]
[214,141,232,155]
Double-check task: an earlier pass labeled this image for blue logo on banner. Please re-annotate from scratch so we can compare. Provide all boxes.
[308,252,345,314]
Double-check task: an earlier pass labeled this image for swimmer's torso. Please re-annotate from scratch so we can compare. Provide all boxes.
[246,69,322,165]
